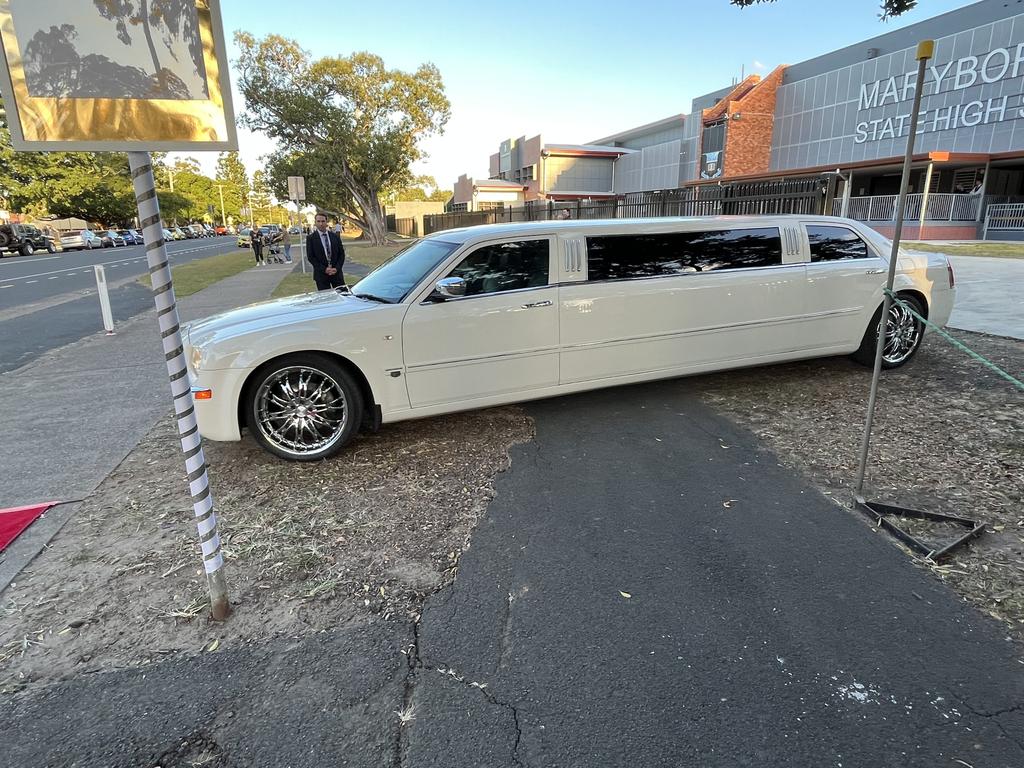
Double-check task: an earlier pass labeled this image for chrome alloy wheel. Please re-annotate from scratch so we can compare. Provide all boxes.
[254,365,348,457]
[881,301,921,366]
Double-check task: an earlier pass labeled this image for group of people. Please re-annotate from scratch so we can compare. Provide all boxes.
[250,213,347,292]
[249,226,293,267]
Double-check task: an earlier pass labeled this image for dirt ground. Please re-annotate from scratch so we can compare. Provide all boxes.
[699,330,1024,643]
[0,408,533,693]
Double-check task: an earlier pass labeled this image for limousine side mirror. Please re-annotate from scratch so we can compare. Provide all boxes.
[434,277,467,299]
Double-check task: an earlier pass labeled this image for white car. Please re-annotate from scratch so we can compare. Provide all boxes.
[185,216,955,461]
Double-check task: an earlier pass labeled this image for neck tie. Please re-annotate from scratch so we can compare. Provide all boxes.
[322,232,330,258]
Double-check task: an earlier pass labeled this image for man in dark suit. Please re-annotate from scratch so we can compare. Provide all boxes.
[306,213,346,290]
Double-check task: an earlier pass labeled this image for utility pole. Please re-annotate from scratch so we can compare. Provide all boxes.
[216,184,227,227]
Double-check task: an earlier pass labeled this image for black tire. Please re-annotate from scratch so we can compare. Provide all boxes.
[46,242,56,253]
[852,294,926,369]
[20,243,33,257]
[245,353,363,461]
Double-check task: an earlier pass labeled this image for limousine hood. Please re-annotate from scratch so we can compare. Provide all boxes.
[186,290,379,348]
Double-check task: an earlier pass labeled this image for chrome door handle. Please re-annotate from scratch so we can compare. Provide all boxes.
[865,268,886,275]
[522,300,552,309]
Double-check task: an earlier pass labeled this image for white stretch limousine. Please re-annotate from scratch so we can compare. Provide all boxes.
[185,216,955,460]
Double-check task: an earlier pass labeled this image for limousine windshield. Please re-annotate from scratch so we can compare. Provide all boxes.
[353,239,460,303]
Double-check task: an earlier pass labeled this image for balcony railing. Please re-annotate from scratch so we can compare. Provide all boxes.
[832,193,981,222]
[982,203,1024,235]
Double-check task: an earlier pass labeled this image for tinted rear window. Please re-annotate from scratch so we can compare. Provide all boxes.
[806,226,870,261]
[586,228,783,281]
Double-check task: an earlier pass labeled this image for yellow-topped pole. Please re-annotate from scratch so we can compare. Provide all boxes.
[854,40,934,498]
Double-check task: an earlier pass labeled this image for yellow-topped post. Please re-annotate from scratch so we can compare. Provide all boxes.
[855,40,935,498]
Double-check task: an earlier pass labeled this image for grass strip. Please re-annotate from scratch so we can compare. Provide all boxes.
[271,272,363,299]
[903,242,1024,259]
[138,248,257,297]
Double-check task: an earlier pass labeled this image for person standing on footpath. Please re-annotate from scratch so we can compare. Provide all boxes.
[250,226,264,266]
[306,213,346,290]
[281,226,293,264]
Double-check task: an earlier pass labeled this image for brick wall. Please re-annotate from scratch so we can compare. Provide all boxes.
[723,66,786,178]
[869,223,980,241]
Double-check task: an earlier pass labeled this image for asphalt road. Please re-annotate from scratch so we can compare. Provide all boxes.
[2,379,1021,767]
[0,236,241,373]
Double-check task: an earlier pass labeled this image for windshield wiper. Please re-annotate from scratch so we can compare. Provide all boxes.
[352,292,393,304]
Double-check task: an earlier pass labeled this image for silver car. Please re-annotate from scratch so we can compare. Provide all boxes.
[59,229,103,251]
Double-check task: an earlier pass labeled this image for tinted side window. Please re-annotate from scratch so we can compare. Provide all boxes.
[448,239,550,296]
[807,226,870,261]
[587,228,782,281]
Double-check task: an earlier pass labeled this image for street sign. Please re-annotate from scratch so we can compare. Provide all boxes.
[288,176,306,202]
[0,0,237,151]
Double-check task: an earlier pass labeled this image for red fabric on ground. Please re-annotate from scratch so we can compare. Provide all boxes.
[0,503,55,552]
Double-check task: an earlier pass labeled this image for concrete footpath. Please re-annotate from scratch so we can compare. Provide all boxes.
[945,254,1024,340]
[0,263,292,589]
[2,381,1022,767]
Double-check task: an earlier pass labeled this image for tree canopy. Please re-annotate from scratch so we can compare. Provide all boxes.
[234,34,450,243]
[730,0,915,20]
[0,120,135,224]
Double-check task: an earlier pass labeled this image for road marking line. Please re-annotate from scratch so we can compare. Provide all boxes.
[26,279,37,283]
[48,276,59,279]
[0,284,12,288]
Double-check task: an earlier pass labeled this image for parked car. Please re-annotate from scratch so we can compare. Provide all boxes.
[119,229,144,246]
[237,228,252,248]
[172,227,188,241]
[0,223,58,257]
[59,229,104,251]
[184,215,956,462]
[215,225,228,235]
[105,229,126,247]
[188,223,205,238]
[162,228,176,242]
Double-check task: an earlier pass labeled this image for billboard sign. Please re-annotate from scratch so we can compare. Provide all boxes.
[0,0,237,151]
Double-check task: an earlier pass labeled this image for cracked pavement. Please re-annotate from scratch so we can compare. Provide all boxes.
[2,379,1023,767]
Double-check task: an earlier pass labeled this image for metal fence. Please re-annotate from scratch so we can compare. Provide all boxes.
[423,177,832,236]
[982,203,1024,237]
[833,193,981,222]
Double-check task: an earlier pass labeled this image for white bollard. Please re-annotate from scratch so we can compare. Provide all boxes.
[93,264,115,335]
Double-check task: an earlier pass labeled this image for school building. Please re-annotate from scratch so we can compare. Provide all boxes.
[449,0,1024,240]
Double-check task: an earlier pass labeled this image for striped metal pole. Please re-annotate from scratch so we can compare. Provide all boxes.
[128,151,230,620]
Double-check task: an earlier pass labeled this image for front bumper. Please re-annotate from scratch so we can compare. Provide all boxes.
[188,365,250,442]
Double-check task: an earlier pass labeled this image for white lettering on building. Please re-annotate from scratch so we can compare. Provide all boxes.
[853,42,1024,144]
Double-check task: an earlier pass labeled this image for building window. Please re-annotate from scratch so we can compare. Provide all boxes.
[700,121,726,179]
[586,228,782,281]
[477,202,504,211]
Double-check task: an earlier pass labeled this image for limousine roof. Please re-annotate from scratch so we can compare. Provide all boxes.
[427,215,867,244]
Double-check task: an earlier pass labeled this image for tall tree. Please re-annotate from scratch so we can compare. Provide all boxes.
[214,151,249,223]
[730,0,915,20]
[234,34,450,244]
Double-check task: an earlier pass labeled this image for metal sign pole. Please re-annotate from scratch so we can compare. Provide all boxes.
[128,151,230,620]
[854,40,934,500]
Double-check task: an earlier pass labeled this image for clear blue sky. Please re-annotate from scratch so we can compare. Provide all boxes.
[201,0,974,190]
